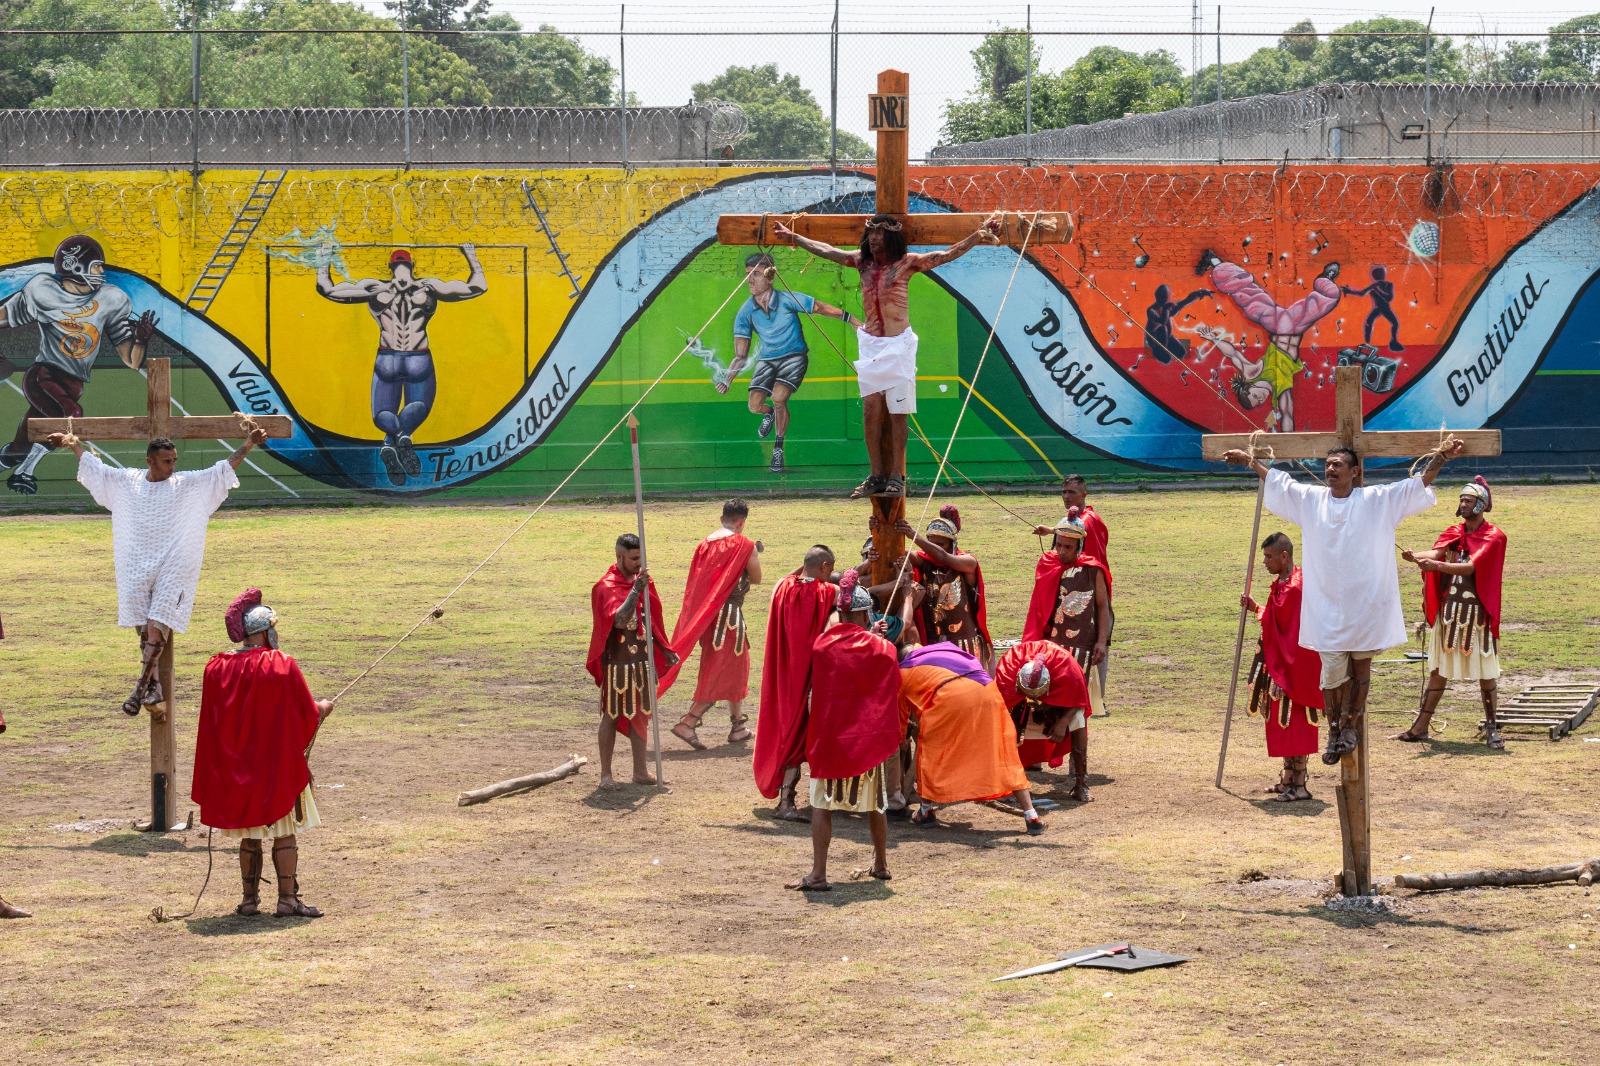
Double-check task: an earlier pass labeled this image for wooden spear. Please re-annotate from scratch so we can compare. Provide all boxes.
[1215,452,1269,789]
[627,414,666,788]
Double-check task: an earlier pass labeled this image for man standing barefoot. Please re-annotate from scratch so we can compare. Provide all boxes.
[587,534,677,789]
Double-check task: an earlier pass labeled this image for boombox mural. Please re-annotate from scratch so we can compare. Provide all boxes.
[0,164,1595,504]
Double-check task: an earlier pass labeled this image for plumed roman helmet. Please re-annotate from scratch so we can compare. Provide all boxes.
[225,587,278,647]
[1459,475,1492,514]
[1016,656,1052,699]
[925,503,961,542]
[1052,506,1088,542]
[54,234,106,290]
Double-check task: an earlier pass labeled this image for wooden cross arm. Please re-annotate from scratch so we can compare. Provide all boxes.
[28,414,294,442]
[1200,429,1502,461]
[716,211,1074,248]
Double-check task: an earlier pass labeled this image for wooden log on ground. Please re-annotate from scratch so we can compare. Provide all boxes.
[1394,858,1600,891]
[457,754,588,807]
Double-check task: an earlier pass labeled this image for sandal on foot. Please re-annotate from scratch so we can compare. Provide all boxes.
[850,475,886,500]
[234,901,260,917]
[870,868,892,881]
[1486,729,1505,751]
[671,715,708,751]
[1274,786,1313,802]
[274,896,323,918]
[880,476,906,498]
[786,874,831,892]
[727,715,752,744]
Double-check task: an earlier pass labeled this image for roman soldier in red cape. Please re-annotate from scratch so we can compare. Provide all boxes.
[995,640,1092,800]
[659,499,762,750]
[753,545,837,820]
[895,504,993,670]
[192,588,334,918]
[786,576,902,891]
[1023,508,1113,720]
[1241,532,1324,801]
[587,533,676,789]
[1033,476,1115,708]
[1394,476,1510,749]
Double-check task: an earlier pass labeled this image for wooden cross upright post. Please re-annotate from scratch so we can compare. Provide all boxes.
[716,69,1075,584]
[28,358,292,832]
[1201,366,1501,895]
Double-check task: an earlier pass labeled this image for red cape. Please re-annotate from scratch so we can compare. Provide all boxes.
[1021,551,1112,643]
[657,533,754,696]
[1423,521,1507,639]
[1258,567,1325,709]
[587,564,670,738]
[806,623,903,779]
[994,640,1090,767]
[752,574,837,798]
[1083,505,1111,575]
[910,551,991,649]
[191,647,320,830]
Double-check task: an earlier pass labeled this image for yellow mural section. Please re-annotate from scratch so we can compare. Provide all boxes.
[0,167,747,443]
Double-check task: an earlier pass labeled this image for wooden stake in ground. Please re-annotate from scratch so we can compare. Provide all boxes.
[457,755,589,807]
[1395,858,1599,891]
[28,358,291,832]
[1214,443,1270,788]
[626,415,666,789]
[1201,366,1501,896]
[717,69,1075,582]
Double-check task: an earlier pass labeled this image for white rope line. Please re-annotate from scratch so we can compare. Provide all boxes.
[329,274,752,704]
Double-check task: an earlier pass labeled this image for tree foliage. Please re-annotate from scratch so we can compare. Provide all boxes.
[2,0,619,108]
[693,63,872,160]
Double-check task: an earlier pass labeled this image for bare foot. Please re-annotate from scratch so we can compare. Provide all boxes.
[599,774,620,791]
[0,896,32,919]
[632,771,658,786]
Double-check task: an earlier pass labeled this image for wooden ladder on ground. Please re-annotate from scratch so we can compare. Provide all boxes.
[1482,685,1599,741]
[186,170,287,314]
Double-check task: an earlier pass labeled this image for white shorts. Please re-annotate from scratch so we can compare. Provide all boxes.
[883,378,917,414]
[1318,650,1385,690]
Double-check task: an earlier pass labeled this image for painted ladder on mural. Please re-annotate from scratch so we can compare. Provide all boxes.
[522,180,583,299]
[186,170,287,314]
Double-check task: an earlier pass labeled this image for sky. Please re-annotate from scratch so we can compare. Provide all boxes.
[362,2,1600,154]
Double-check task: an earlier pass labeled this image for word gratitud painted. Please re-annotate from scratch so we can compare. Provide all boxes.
[0,165,1595,503]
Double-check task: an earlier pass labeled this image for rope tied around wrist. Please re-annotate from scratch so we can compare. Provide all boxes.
[1409,428,1461,478]
[59,415,80,449]
[233,412,260,437]
[1247,429,1276,463]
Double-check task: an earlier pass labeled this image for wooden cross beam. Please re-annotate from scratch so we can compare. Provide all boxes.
[718,70,1075,586]
[1203,366,1502,897]
[27,358,291,833]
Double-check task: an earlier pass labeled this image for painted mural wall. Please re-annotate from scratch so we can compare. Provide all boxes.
[0,164,1595,506]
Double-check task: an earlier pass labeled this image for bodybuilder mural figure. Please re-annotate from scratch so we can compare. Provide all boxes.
[316,245,487,486]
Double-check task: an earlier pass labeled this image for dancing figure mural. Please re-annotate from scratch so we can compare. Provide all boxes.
[316,245,487,486]
[1197,251,1342,432]
[1341,266,1404,352]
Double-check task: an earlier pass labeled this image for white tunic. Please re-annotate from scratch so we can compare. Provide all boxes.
[77,451,240,633]
[1263,467,1436,653]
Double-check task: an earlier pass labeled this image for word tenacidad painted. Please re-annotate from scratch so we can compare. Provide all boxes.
[1,165,1595,504]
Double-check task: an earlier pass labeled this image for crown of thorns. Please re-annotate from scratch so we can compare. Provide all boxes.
[864,217,904,232]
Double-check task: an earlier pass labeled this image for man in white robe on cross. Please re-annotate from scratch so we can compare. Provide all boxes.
[1222,439,1464,763]
[47,428,268,714]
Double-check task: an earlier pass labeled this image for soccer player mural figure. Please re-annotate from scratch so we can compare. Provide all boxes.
[316,245,487,486]
[0,235,158,496]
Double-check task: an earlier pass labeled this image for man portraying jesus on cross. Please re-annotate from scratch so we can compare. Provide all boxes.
[1223,439,1464,765]
[48,427,268,716]
[771,214,999,499]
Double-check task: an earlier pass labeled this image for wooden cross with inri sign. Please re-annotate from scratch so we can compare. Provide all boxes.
[28,358,291,832]
[717,70,1076,582]
[1202,365,1501,896]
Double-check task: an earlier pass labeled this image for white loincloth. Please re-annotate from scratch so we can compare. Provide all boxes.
[854,328,919,397]
[77,451,240,633]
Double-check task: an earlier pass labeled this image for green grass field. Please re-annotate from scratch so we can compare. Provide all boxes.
[1,485,1597,1064]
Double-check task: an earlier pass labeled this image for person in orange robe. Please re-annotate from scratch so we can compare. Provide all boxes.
[659,499,763,750]
[786,577,903,891]
[994,640,1092,799]
[586,534,676,790]
[898,643,1043,835]
[1241,532,1324,801]
[753,545,837,821]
